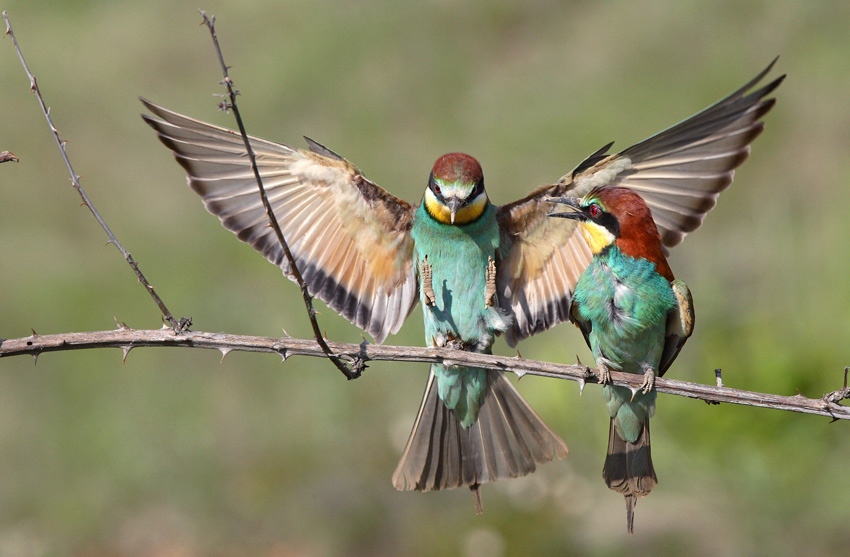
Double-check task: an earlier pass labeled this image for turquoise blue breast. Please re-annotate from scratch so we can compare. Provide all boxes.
[573,246,676,374]
[410,202,503,428]
[411,203,501,347]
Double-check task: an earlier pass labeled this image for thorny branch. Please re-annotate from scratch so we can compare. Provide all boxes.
[199,11,359,380]
[2,11,847,429]
[2,11,189,333]
[0,328,848,421]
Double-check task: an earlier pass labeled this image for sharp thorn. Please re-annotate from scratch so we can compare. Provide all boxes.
[32,352,39,365]
[629,385,640,402]
[30,328,39,337]
[122,345,132,364]
[515,349,522,359]
[515,369,526,380]
[218,347,231,363]
[578,378,586,396]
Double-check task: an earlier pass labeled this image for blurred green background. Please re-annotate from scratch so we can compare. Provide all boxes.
[2,0,849,555]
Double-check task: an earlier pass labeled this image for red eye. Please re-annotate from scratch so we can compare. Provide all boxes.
[589,203,600,218]
[434,184,441,195]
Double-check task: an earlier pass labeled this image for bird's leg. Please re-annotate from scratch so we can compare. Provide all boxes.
[639,365,656,394]
[484,255,496,308]
[597,359,613,385]
[420,255,436,306]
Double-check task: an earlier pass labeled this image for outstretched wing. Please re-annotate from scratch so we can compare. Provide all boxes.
[497,187,593,346]
[498,60,782,345]
[141,99,418,343]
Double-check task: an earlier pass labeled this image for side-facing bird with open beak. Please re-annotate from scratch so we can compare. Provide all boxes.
[550,187,694,534]
[141,60,781,513]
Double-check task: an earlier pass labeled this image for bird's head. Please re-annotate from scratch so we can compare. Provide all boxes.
[549,186,673,280]
[424,153,488,225]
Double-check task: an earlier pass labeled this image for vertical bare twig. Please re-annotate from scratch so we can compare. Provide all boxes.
[199,11,359,379]
[3,11,189,333]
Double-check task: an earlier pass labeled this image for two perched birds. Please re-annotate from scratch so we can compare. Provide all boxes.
[142,60,782,532]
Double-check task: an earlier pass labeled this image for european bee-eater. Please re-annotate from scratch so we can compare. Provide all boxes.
[140,59,780,511]
[551,187,694,533]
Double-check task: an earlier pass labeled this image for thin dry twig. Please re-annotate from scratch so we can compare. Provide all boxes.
[2,11,189,333]
[0,328,848,421]
[0,150,19,163]
[199,11,358,380]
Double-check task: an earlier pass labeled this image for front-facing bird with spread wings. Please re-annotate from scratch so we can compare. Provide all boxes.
[142,60,782,511]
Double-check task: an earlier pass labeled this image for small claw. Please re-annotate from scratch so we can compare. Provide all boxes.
[597,363,612,385]
[484,255,497,308]
[631,367,657,399]
[639,368,656,394]
[420,255,436,306]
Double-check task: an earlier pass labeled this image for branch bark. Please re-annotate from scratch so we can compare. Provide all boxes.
[199,11,357,380]
[1,328,848,421]
[3,11,188,333]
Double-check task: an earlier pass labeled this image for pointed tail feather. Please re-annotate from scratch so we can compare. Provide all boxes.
[602,418,657,534]
[393,369,568,509]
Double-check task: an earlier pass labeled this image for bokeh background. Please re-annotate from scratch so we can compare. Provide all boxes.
[2,1,849,555]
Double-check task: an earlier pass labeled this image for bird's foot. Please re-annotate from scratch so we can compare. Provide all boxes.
[446,337,465,351]
[639,368,656,394]
[597,361,612,385]
[484,255,496,308]
[421,255,435,306]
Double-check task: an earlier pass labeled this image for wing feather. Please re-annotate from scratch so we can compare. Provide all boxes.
[142,99,418,343]
[660,280,695,376]
[498,61,781,343]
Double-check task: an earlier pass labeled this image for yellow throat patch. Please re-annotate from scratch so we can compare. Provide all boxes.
[424,189,488,225]
[581,221,616,254]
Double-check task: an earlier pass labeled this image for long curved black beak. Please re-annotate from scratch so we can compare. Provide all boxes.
[547,196,586,220]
